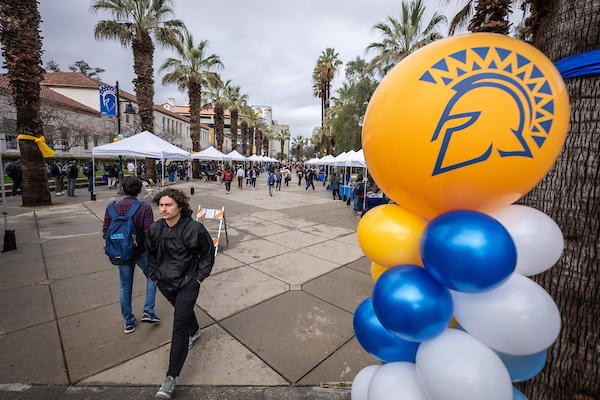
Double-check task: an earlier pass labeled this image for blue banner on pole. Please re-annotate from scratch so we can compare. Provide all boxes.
[99,85,116,117]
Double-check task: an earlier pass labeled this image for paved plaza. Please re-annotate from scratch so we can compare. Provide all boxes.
[0,174,378,399]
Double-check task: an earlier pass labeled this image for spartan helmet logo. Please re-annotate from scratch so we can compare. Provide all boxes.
[419,47,555,177]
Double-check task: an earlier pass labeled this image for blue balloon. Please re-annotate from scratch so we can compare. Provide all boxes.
[353,298,420,363]
[372,265,453,342]
[117,133,125,139]
[497,349,547,382]
[513,387,529,400]
[420,210,517,293]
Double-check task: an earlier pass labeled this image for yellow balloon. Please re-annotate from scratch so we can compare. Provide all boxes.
[357,204,426,268]
[371,261,390,283]
[362,33,569,219]
[113,138,120,142]
[449,316,457,329]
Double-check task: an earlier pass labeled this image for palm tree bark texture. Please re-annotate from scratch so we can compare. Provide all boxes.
[214,102,224,152]
[517,1,599,399]
[241,120,249,156]
[0,0,52,206]
[189,80,202,178]
[131,32,156,181]
[230,108,238,152]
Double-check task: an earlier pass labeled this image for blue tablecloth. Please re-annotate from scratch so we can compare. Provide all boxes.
[318,173,325,181]
[340,185,353,200]
[365,197,385,210]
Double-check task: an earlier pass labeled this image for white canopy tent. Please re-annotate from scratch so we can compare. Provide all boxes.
[224,150,247,162]
[92,130,191,191]
[306,157,320,165]
[345,149,367,168]
[191,146,225,161]
[247,154,261,162]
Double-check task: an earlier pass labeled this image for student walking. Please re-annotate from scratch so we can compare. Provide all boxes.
[267,169,276,196]
[251,168,257,190]
[146,188,215,400]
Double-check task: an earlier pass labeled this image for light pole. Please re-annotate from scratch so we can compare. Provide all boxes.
[115,81,136,195]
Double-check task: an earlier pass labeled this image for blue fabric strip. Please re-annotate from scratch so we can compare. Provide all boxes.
[554,49,600,79]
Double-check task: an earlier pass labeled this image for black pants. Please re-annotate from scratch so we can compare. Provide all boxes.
[333,188,340,199]
[276,180,282,190]
[297,175,302,185]
[159,279,200,377]
[11,175,22,196]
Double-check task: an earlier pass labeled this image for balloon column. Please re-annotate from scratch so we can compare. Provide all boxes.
[352,33,569,400]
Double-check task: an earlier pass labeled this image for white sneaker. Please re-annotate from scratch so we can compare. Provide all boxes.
[56,192,62,196]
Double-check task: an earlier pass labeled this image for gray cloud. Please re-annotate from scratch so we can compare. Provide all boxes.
[4,1,522,139]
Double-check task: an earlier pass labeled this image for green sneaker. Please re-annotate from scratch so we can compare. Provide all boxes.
[156,375,175,399]
[188,328,201,350]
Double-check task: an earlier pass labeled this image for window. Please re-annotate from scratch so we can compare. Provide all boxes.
[125,114,130,123]
[162,117,165,130]
[6,134,18,150]
[84,135,89,150]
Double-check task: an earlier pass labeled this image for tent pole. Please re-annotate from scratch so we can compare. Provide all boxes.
[92,156,96,201]
[161,157,164,190]
[0,153,8,231]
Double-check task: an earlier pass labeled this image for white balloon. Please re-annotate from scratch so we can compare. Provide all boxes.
[452,273,561,355]
[368,362,429,400]
[490,205,564,276]
[416,329,512,400]
[352,365,381,400]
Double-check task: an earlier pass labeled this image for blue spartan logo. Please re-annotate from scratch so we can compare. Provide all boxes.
[418,47,555,176]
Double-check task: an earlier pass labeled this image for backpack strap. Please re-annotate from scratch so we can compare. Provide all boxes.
[107,202,119,220]
[125,200,143,219]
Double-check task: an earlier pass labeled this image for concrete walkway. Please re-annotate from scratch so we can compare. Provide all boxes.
[0,174,378,399]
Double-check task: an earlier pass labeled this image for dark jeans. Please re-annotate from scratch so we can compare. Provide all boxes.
[251,178,256,187]
[297,175,302,185]
[238,177,243,188]
[225,181,231,192]
[305,179,314,190]
[333,188,340,199]
[11,175,22,196]
[276,180,282,190]
[159,279,200,377]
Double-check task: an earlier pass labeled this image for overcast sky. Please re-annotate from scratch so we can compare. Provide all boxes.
[5,1,524,139]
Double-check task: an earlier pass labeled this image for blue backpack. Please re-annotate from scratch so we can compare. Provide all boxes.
[104,200,143,265]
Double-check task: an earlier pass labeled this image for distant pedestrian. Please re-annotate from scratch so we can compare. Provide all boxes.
[102,176,159,334]
[7,157,22,197]
[246,168,251,186]
[297,168,303,186]
[331,173,341,200]
[50,160,64,195]
[85,159,94,192]
[276,169,283,191]
[146,188,214,400]
[65,157,78,197]
[282,167,290,187]
[223,166,233,193]
[251,168,257,189]
[127,161,135,176]
[236,165,245,190]
[105,162,118,189]
[267,169,276,196]
[305,168,315,191]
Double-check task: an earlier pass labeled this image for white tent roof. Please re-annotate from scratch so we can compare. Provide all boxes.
[334,150,355,166]
[306,157,320,165]
[92,131,190,159]
[345,149,367,168]
[247,154,261,161]
[224,150,247,161]
[191,146,225,160]
[328,152,347,166]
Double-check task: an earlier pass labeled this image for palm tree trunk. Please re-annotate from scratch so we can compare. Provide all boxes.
[517,1,600,399]
[230,108,238,152]
[214,102,224,151]
[0,0,51,206]
[189,81,201,178]
[248,126,254,156]
[241,120,248,156]
[132,33,156,181]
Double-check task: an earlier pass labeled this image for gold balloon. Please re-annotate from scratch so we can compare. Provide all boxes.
[357,205,427,268]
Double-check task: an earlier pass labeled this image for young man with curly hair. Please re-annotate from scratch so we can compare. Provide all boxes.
[146,188,215,399]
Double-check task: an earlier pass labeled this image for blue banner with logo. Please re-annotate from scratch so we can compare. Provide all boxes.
[99,85,116,117]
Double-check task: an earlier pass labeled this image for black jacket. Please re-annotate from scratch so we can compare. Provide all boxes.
[50,164,63,178]
[145,217,215,291]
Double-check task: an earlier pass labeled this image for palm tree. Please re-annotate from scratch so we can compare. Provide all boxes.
[239,105,260,156]
[311,129,322,157]
[0,0,51,206]
[91,0,184,181]
[159,32,222,178]
[446,0,513,35]
[365,0,446,77]
[223,83,248,152]
[202,77,226,152]
[516,0,599,398]
[274,128,291,159]
[262,128,273,157]
[312,48,343,129]
[291,135,307,161]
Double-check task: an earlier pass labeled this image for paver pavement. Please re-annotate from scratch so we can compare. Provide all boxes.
[0,174,380,399]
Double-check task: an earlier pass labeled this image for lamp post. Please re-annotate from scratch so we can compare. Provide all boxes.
[115,81,136,195]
